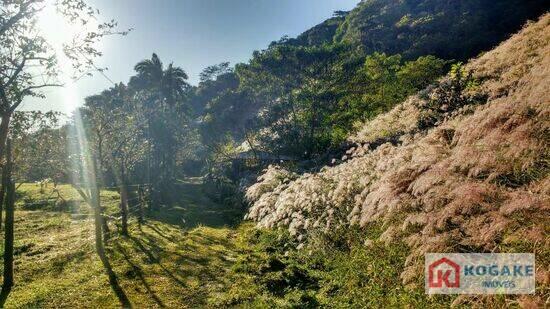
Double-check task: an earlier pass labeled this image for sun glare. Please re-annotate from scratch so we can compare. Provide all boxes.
[38,1,79,46]
[37,1,97,191]
[37,0,98,114]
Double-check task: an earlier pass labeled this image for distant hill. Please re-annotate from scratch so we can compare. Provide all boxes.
[335,0,548,60]
[288,0,548,60]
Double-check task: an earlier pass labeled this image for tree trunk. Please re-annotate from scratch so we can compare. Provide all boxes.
[137,186,144,225]
[0,162,7,230]
[91,186,108,262]
[101,207,111,242]
[71,153,130,307]
[0,112,12,231]
[0,113,11,163]
[0,139,14,306]
[90,182,131,308]
[119,167,129,236]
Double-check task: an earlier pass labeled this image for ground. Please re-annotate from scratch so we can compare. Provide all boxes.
[1,182,541,308]
[2,181,246,308]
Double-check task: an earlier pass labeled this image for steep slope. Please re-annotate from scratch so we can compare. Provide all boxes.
[245,13,550,304]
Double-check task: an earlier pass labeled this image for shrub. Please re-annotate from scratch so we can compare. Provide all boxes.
[416,63,488,129]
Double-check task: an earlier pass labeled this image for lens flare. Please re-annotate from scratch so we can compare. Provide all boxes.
[37,1,97,195]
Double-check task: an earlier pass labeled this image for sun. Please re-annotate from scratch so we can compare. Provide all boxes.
[37,0,83,48]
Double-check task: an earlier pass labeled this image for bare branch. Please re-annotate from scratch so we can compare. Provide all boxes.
[71,184,92,205]
[5,56,27,88]
[23,83,64,90]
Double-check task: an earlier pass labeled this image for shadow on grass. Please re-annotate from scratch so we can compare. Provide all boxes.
[99,179,242,306]
[128,233,188,288]
[126,222,235,289]
[148,181,245,229]
[113,242,166,308]
[100,254,132,308]
[146,223,178,244]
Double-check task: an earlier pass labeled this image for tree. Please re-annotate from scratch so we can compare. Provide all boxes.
[11,111,67,184]
[328,53,447,138]
[0,0,126,162]
[67,136,130,306]
[130,54,191,205]
[132,53,190,108]
[199,62,232,84]
[0,139,14,306]
[1,1,128,304]
[84,83,147,236]
[240,44,347,158]
[333,10,349,18]
[108,115,147,235]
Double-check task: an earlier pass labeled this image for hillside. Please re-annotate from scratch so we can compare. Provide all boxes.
[3,1,549,308]
[196,0,549,161]
[335,0,548,60]
[245,14,550,306]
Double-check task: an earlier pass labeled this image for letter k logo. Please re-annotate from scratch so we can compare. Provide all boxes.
[428,257,460,288]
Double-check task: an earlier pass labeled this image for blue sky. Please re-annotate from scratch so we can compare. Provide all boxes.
[23,0,359,113]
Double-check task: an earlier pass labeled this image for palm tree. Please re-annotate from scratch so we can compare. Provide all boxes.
[131,53,190,108]
[130,54,190,206]
[162,63,190,107]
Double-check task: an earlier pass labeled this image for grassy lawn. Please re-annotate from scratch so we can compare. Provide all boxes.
[2,182,245,308]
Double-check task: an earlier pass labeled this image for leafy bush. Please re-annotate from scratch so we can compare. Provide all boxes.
[213,224,460,308]
[416,63,488,128]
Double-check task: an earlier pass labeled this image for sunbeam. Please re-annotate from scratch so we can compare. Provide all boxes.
[37,1,97,197]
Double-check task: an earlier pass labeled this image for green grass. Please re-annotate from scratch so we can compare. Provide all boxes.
[3,183,244,308]
[209,225,461,308]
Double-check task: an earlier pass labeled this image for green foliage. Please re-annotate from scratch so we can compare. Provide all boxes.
[332,53,447,134]
[204,47,445,159]
[191,0,547,173]
[82,83,148,188]
[416,63,488,128]
[335,0,547,61]
[80,53,197,200]
[214,224,460,308]
[11,111,68,183]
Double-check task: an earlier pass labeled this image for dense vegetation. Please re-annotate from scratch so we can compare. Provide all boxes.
[245,13,550,307]
[0,0,548,307]
[193,0,547,164]
[7,0,547,187]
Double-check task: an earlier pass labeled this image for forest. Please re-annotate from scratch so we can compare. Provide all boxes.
[0,0,549,307]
